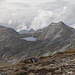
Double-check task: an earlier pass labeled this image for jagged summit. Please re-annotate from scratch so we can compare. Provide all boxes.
[49,21,70,30]
[50,21,66,26]
[28,28,35,32]
[58,21,66,25]
[36,21,75,40]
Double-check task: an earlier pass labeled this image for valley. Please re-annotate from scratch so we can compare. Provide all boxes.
[0,22,75,75]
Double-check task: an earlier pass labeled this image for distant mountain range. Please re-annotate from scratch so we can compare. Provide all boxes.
[0,21,75,63]
[19,28,35,34]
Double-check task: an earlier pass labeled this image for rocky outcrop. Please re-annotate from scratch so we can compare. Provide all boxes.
[1,52,75,75]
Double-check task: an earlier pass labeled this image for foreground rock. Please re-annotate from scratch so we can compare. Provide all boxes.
[0,52,75,75]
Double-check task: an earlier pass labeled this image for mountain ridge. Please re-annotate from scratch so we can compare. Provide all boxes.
[35,21,75,40]
[0,22,75,63]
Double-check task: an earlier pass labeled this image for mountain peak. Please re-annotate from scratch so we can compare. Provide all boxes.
[37,21,75,40]
[28,28,35,32]
[58,21,66,25]
[50,21,66,26]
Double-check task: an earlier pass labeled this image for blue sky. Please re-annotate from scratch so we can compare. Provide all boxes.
[0,0,75,31]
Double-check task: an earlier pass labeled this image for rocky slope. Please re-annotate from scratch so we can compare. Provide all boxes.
[35,21,75,40]
[0,22,75,75]
[1,51,75,75]
[0,26,24,60]
[31,21,75,56]
[0,22,75,63]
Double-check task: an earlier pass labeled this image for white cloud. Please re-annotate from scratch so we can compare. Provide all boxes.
[7,0,56,5]
[0,0,75,31]
[31,10,53,30]
[54,3,75,25]
[70,24,75,29]
[17,24,27,31]
[30,1,75,30]
[8,19,13,25]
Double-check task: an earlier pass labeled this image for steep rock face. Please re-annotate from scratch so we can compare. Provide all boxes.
[0,25,24,59]
[0,22,75,61]
[22,22,75,58]
[27,21,75,57]
[36,21,75,40]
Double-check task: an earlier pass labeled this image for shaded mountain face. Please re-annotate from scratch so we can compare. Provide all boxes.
[36,21,75,40]
[0,22,75,62]
[0,26,23,59]
[0,25,19,37]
